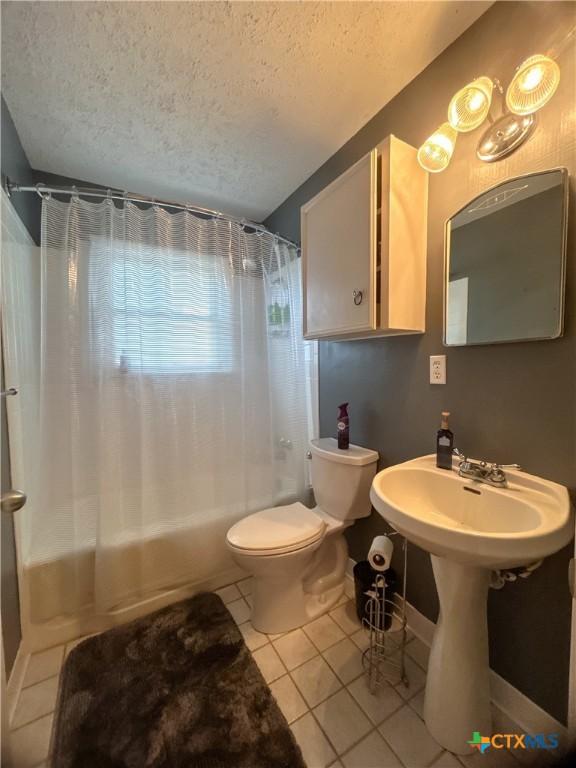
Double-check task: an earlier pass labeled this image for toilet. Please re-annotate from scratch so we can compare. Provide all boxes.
[226,438,378,634]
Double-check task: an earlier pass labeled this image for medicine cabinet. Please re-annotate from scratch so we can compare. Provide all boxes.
[301,135,428,341]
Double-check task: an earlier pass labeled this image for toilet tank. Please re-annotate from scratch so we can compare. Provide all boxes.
[309,438,379,521]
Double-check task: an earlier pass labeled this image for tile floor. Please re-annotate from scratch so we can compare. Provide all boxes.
[7,575,534,768]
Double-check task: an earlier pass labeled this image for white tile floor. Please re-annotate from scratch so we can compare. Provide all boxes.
[217,578,534,768]
[8,576,532,768]
[8,633,78,768]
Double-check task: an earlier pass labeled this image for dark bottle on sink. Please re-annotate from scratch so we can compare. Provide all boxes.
[436,411,453,470]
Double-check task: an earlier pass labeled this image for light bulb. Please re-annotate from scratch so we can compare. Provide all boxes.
[448,77,493,132]
[520,65,544,92]
[417,123,458,173]
[468,92,486,112]
[506,54,560,115]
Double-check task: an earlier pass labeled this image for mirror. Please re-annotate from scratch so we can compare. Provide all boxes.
[444,169,568,346]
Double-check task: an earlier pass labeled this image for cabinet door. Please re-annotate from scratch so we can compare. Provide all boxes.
[302,151,377,339]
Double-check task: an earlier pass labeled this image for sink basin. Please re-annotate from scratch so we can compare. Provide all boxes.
[370,454,573,755]
[370,454,572,569]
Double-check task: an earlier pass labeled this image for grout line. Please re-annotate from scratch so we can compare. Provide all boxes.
[289,708,336,765]
[313,704,411,768]
[315,715,380,764]
[285,645,445,768]
[287,666,344,709]
[369,723,409,768]
[9,708,55,735]
[21,663,64,692]
[378,716,439,768]
[8,652,32,731]
[270,635,362,677]
[311,696,373,763]
[301,624,350,656]
[254,613,416,707]
[337,726,381,763]
[288,662,425,766]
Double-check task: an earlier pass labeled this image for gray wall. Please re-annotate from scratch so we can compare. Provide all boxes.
[1,95,40,244]
[265,1,576,724]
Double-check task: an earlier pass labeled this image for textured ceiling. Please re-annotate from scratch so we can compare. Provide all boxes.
[2,1,491,221]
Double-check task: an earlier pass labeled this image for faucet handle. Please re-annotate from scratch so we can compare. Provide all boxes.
[492,462,522,471]
[453,448,466,461]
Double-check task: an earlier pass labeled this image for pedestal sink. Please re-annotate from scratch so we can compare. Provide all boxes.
[370,454,572,755]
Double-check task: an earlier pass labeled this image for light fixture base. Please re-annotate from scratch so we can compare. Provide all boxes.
[476,112,536,162]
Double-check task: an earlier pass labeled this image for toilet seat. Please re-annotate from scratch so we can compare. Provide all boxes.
[226,502,326,557]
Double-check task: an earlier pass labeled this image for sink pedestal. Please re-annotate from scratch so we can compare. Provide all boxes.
[370,453,572,753]
[424,555,491,755]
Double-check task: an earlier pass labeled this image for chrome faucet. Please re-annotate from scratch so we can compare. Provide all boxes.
[452,448,521,488]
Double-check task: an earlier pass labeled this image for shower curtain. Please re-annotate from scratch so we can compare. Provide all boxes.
[28,196,315,621]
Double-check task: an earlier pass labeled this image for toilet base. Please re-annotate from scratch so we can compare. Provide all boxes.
[251,576,345,635]
[236,532,349,635]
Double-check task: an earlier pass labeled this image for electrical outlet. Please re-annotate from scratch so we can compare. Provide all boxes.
[430,355,446,384]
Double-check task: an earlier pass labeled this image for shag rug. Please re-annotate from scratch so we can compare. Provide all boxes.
[50,592,306,768]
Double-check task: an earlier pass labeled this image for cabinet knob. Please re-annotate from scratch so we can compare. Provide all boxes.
[353,290,363,306]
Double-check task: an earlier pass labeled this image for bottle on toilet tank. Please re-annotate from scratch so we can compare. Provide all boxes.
[337,403,349,450]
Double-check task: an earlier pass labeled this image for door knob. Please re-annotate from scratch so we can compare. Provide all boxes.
[1,489,27,514]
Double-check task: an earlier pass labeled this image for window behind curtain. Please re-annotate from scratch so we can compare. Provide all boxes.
[105,242,234,374]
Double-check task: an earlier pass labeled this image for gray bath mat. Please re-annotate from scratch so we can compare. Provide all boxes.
[51,592,306,768]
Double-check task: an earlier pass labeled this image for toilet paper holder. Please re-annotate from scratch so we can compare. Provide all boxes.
[361,529,409,693]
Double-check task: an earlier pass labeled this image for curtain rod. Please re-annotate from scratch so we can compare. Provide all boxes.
[4,178,300,252]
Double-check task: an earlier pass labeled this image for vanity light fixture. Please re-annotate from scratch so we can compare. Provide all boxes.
[506,54,561,115]
[417,50,563,171]
[448,76,494,132]
[476,111,536,164]
[416,122,458,174]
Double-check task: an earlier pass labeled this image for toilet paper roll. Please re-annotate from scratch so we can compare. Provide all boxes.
[368,535,394,572]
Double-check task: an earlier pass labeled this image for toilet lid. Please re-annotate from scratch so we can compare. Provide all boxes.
[227,502,326,553]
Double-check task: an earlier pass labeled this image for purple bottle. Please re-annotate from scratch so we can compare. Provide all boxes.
[337,403,349,450]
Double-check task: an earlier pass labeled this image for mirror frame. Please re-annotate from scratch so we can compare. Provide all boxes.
[443,167,569,347]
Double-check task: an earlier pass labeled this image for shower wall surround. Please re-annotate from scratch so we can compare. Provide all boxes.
[0,98,94,670]
[0,96,32,675]
[266,1,576,723]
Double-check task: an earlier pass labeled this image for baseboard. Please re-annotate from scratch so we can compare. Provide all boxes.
[6,644,28,727]
[489,669,568,740]
[25,565,246,652]
[404,600,434,645]
[344,562,568,739]
[346,557,355,579]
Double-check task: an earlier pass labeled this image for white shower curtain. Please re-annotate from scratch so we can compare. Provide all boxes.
[28,196,314,621]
